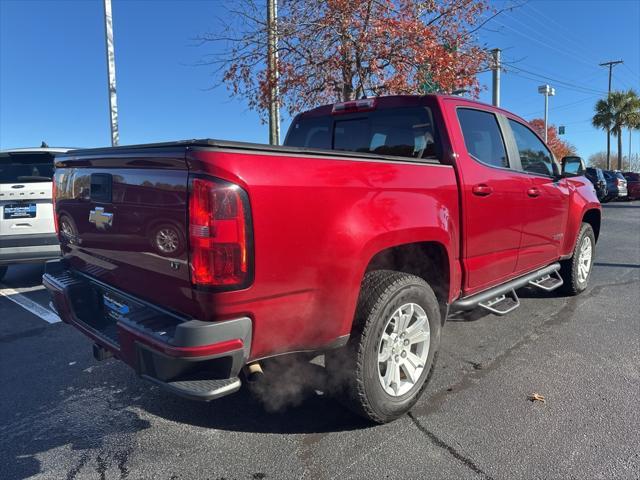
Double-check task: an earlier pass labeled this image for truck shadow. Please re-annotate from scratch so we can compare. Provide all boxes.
[2,357,368,479]
[133,357,373,435]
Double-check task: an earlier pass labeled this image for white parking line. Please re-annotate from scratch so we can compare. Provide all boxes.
[0,284,61,324]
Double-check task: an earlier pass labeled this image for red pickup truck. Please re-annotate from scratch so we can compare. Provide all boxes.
[44,95,601,423]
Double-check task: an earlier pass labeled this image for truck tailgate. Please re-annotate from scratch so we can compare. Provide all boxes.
[54,149,191,312]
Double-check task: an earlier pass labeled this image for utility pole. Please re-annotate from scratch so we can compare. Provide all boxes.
[267,0,280,145]
[599,60,623,169]
[538,85,555,143]
[103,0,119,146]
[491,48,501,107]
[629,128,633,171]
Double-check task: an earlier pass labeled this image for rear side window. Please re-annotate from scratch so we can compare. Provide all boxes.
[456,108,508,168]
[285,116,332,150]
[0,154,55,183]
[508,120,555,177]
[285,107,439,160]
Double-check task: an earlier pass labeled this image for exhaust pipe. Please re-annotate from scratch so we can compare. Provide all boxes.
[243,362,264,383]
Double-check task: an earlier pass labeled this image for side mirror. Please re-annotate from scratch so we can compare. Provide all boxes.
[561,156,585,177]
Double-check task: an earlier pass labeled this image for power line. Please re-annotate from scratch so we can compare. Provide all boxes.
[505,64,607,95]
[493,20,606,72]
[503,13,603,72]
[520,96,600,118]
[523,3,605,67]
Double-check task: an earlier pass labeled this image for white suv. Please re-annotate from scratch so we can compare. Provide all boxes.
[0,147,70,281]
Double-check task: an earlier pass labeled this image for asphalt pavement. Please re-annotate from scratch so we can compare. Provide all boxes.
[1,202,638,480]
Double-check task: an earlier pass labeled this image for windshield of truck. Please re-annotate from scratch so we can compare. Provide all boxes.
[285,107,439,160]
[0,154,55,183]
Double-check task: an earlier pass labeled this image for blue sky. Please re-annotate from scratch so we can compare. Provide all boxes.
[1,0,638,160]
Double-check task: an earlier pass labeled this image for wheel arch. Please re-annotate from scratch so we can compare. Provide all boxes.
[363,241,451,325]
[582,208,601,243]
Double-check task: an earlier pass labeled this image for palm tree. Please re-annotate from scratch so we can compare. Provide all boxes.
[593,89,640,170]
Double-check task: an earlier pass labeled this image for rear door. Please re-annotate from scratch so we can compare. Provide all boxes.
[505,118,570,273]
[0,152,55,237]
[451,105,529,295]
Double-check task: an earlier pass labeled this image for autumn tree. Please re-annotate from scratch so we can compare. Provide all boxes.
[197,0,507,121]
[528,119,576,160]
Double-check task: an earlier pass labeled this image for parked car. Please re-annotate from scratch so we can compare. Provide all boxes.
[585,167,608,201]
[44,95,601,423]
[0,147,69,281]
[603,170,628,201]
[622,172,640,200]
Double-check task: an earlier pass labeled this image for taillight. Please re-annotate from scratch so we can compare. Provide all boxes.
[52,176,59,235]
[188,176,252,289]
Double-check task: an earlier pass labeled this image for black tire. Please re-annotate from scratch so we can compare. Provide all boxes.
[326,270,441,424]
[560,223,595,296]
[0,266,7,281]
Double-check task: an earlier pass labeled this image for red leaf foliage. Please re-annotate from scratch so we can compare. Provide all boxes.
[528,118,577,160]
[199,0,494,121]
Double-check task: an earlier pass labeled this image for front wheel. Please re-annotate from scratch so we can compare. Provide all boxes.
[560,223,595,295]
[326,270,441,423]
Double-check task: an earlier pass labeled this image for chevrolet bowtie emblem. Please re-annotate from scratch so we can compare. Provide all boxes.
[89,207,113,230]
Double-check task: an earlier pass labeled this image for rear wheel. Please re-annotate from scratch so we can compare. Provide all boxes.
[0,266,7,281]
[326,270,441,423]
[560,223,595,295]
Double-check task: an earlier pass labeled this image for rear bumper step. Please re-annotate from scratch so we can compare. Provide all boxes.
[43,258,251,402]
[452,263,561,312]
[142,375,241,401]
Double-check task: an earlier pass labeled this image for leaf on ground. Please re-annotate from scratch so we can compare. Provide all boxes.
[528,393,546,403]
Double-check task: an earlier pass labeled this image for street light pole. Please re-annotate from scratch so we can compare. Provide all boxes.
[538,85,555,143]
[103,0,119,146]
[267,0,280,146]
[491,48,501,107]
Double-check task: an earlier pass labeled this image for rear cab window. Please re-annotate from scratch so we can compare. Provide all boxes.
[456,108,508,168]
[0,153,55,184]
[285,106,440,161]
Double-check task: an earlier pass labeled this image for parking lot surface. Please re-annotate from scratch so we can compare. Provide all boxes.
[1,202,638,480]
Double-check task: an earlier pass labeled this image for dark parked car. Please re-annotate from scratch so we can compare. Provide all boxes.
[585,167,608,202]
[622,172,640,200]
[602,170,627,201]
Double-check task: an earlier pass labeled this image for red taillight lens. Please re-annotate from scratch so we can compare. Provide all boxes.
[52,176,59,235]
[188,177,251,288]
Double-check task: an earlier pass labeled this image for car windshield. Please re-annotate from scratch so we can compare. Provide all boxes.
[0,154,55,183]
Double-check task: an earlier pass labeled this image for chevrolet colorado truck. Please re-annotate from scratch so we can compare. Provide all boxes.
[44,95,601,423]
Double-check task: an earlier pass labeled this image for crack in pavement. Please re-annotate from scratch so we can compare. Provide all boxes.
[407,412,494,479]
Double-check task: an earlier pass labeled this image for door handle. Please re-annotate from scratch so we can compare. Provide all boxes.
[472,184,493,196]
[527,187,541,197]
